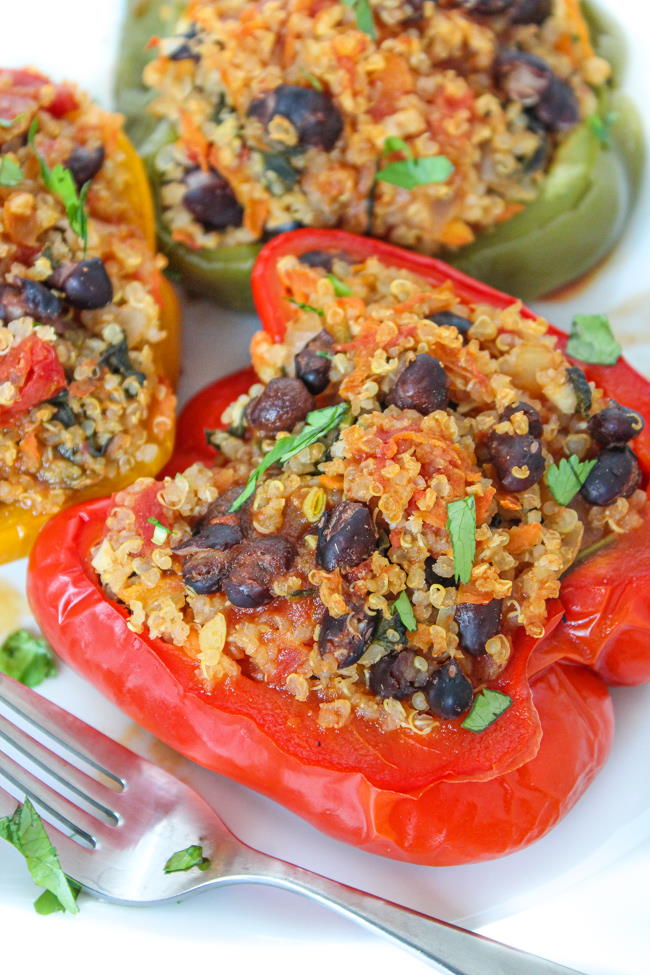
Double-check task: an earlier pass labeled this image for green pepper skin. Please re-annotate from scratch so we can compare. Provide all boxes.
[114,0,643,309]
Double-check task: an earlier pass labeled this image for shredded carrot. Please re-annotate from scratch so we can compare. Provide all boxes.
[494,202,525,224]
[20,430,40,466]
[439,219,475,248]
[319,474,344,491]
[497,492,523,512]
[244,196,270,239]
[556,0,594,63]
[179,111,210,171]
[506,522,543,555]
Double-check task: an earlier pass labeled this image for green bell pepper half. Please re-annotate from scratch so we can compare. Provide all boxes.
[114,0,643,309]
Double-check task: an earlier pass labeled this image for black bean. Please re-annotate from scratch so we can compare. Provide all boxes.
[318,606,377,668]
[510,0,551,23]
[534,77,579,132]
[100,339,146,387]
[588,406,645,447]
[386,354,449,415]
[294,330,334,394]
[455,600,503,656]
[457,0,513,12]
[51,258,114,310]
[222,536,296,608]
[425,557,457,589]
[580,447,642,507]
[182,550,231,595]
[495,50,554,107]
[47,390,76,428]
[317,500,376,572]
[566,366,592,416]
[0,280,62,323]
[499,401,543,438]
[300,250,336,271]
[428,311,473,338]
[246,376,314,433]
[248,85,343,151]
[183,167,243,230]
[262,220,305,240]
[426,660,474,719]
[65,145,105,189]
[521,113,550,174]
[368,649,429,700]
[174,514,243,556]
[299,249,351,271]
[487,433,545,491]
[204,486,252,522]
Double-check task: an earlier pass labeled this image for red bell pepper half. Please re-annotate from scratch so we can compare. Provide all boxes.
[27,229,650,865]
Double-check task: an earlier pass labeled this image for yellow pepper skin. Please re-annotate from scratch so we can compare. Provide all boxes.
[0,131,181,565]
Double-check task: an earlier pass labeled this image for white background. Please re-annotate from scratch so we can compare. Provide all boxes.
[1,2,650,974]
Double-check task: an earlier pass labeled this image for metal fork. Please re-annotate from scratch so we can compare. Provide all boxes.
[0,672,583,975]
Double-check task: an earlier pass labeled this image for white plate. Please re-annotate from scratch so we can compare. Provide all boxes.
[1,2,650,973]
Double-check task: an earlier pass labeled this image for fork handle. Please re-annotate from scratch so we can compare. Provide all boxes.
[231,847,583,975]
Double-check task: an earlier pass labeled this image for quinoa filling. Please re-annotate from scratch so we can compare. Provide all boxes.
[94,252,645,733]
[143,0,610,253]
[0,78,173,517]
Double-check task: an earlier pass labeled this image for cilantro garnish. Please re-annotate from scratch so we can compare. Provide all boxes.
[285,297,324,317]
[566,314,622,366]
[147,516,172,545]
[0,798,79,914]
[461,688,512,733]
[546,455,596,506]
[164,844,210,874]
[327,273,352,297]
[0,156,24,187]
[588,110,617,149]
[446,495,476,585]
[302,71,323,92]
[0,630,56,688]
[376,137,454,191]
[230,403,349,513]
[28,119,90,253]
[316,350,334,360]
[392,591,417,632]
[342,0,376,39]
[0,114,24,128]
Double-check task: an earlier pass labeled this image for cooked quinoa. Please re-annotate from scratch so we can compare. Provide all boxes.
[142,0,610,254]
[93,251,646,734]
[0,73,174,518]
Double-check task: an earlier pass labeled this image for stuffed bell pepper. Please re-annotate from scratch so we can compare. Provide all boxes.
[114,0,642,307]
[0,69,180,563]
[28,229,650,865]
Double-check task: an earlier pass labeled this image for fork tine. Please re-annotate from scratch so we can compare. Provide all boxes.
[0,713,118,824]
[0,744,116,846]
[0,782,100,891]
[0,673,141,784]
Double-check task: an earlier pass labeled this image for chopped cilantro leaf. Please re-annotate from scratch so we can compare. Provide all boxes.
[382,136,411,157]
[147,516,171,545]
[461,689,512,732]
[164,844,210,873]
[342,0,376,39]
[0,115,25,128]
[392,591,417,632]
[0,798,79,914]
[327,273,352,297]
[28,119,90,252]
[588,110,618,148]
[230,403,349,512]
[566,314,622,366]
[376,154,454,190]
[34,880,81,915]
[446,495,476,585]
[546,455,596,506]
[0,156,23,187]
[301,71,323,91]
[285,297,324,317]
[0,630,56,688]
